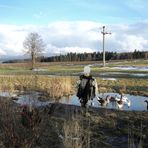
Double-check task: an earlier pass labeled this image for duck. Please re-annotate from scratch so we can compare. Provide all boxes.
[144,100,148,110]
[109,96,116,102]
[104,95,118,107]
[115,93,131,108]
[96,95,110,107]
[116,98,124,109]
[121,93,131,108]
[126,100,131,108]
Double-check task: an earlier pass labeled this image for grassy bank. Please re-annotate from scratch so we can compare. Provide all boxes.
[0,59,147,76]
[0,74,147,97]
[0,75,74,99]
[0,59,147,96]
[0,100,147,148]
[95,78,148,97]
[0,59,147,148]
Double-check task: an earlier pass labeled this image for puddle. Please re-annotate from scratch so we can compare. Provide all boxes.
[112,66,148,71]
[59,93,148,111]
[32,68,48,72]
[13,91,50,107]
[131,73,148,77]
[102,78,117,81]
[100,72,126,75]
[0,92,17,97]
[0,91,147,111]
[99,72,148,78]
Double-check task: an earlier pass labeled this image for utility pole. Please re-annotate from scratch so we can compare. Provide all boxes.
[101,26,111,67]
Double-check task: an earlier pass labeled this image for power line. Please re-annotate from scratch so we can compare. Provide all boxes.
[101,26,111,67]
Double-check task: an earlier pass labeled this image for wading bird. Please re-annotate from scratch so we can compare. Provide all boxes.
[115,93,131,109]
[144,100,148,110]
[96,95,110,107]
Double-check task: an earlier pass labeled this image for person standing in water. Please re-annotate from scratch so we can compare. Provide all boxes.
[76,66,98,113]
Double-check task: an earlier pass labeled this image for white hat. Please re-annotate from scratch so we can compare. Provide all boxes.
[84,66,91,75]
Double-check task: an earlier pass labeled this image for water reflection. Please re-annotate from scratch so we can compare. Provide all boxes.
[0,92,17,97]
[112,66,148,71]
[59,93,148,111]
[14,92,50,107]
[0,91,147,111]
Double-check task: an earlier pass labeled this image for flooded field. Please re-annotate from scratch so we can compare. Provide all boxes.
[71,65,148,78]
[96,66,148,78]
[111,66,148,71]
[2,91,147,111]
[14,92,50,107]
[60,93,148,111]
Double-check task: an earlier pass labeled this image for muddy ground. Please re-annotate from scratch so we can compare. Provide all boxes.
[0,98,148,148]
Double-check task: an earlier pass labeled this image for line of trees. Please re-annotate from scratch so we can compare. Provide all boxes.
[41,50,148,62]
[21,32,148,66]
[3,31,147,66]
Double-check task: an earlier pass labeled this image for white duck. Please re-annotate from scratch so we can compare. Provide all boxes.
[115,96,124,109]
[121,93,131,108]
[115,93,131,109]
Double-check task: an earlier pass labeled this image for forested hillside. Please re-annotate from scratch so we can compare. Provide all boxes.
[41,50,148,62]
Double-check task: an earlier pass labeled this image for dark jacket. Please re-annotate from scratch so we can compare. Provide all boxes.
[77,74,96,101]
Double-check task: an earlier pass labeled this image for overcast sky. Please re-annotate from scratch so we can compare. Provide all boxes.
[0,0,148,58]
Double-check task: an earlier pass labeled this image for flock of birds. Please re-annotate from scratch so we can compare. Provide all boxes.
[96,93,131,109]
[95,93,148,110]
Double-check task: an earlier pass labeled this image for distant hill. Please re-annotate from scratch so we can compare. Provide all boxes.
[2,59,30,63]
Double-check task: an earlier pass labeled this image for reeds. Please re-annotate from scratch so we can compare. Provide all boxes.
[0,75,74,100]
[0,97,62,148]
[0,98,36,148]
[96,78,148,97]
[63,118,83,148]
[0,74,147,99]
[62,115,93,148]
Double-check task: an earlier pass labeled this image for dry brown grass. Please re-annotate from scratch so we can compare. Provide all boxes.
[63,118,83,148]
[63,115,93,148]
[0,75,74,100]
[48,77,74,101]
[0,98,63,148]
[0,98,39,148]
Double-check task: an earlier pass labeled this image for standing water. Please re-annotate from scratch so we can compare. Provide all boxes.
[59,93,148,111]
[0,92,147,111]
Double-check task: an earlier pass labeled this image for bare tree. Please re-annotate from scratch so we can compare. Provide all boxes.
[23,32,45,70]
